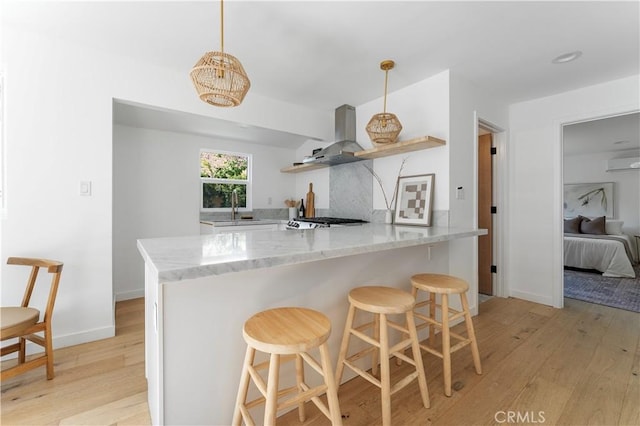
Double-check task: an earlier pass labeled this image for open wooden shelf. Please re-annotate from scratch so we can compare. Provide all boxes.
[280,162,329,173]
[280,135,446,173]
[354,135,446,160]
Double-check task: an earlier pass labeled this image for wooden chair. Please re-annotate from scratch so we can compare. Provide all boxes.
[410,273,482,396]
[1,257,63,380]
[232,307,343,425]
[335,286,430,426]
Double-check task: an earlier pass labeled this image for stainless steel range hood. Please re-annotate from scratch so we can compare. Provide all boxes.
[302,105,364,166]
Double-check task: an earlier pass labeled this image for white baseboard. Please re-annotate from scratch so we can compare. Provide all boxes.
[510,289,554,306]
[2,325,116,359]
[55,325,116,348]
[115,288,145,301]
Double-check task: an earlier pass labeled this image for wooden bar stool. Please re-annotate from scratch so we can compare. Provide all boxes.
[410,273,482,397]
[232,307,343,426]
[335,286,429,426]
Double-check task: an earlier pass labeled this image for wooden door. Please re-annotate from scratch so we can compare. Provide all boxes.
[478,134,493,295]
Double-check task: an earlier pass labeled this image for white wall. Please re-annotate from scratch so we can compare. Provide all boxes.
[291,71,453,218]
[0,25,329,349]
[508,75,639,307]
[356,70,451,213]
[113,125,297,301]
[448,72,509,302]
[564,149,640,235]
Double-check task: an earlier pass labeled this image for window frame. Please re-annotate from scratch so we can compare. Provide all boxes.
[200,149,252,213]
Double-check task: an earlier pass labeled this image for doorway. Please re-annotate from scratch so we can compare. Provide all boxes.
[478,132,493,295]
[561,112,640,310]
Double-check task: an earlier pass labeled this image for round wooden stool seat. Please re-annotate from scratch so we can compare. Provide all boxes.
[0,307,39,339]
[243,307,331,354]
[233,307,342,426]
[411,273,469,294]
[348,286,415,314]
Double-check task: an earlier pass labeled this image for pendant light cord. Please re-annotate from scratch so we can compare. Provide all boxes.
[383,69,389,114]
[220,0,224,54]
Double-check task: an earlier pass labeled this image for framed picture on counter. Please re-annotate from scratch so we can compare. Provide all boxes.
[394,174,434,226]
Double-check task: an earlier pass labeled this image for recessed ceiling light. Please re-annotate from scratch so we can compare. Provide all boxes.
[552,51,582,64]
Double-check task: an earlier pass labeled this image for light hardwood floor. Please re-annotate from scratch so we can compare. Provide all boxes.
[2,297,639,425]
[1,299,150,425]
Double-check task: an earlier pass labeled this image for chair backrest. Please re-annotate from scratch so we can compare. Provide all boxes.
[6,257,63,322]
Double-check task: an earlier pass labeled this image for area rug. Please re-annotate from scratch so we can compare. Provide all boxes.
[564,264,640,313]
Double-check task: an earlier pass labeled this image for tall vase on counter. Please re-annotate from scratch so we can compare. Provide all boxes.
[385,209,393,224]
[362,157,408,225]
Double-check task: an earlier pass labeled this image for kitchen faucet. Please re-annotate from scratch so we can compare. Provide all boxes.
[231,189,239,220]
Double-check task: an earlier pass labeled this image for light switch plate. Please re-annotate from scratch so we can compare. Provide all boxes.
[80,181,92,196]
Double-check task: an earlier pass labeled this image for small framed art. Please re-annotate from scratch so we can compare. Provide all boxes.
[394,174,434,226]
[563,182,614,219]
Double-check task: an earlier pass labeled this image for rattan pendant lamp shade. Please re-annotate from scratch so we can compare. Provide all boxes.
[366,60,402,145]
[190,0,250,107]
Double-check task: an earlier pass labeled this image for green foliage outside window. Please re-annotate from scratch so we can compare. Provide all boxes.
[202,183,247,208]
[201,151,249,210]
[201,152,248,179]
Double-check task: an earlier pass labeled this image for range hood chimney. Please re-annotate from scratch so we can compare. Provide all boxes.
[302,105,364,166]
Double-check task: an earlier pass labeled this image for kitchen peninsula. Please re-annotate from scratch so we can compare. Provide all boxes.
[137,223,486,424]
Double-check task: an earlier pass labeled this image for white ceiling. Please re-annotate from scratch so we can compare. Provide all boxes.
[113,100,323,148]
[4,1,640,147]
[563,112,640,156]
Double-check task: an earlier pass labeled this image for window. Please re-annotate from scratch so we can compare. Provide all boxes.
[200,150,251,211]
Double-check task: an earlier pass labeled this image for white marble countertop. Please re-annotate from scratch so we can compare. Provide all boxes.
[137,224,486,283]
[200,219,284,227]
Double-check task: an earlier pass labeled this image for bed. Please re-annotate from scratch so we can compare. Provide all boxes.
[564,233,637,278]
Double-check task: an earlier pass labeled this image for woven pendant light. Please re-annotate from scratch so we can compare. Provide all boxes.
[190,0,250,107]
[366,60,402,146]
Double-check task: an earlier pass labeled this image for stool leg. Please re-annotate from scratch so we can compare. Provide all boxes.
[18,337,26,364]
[319,342,344,426]
[335,303,356,385]
[406,311,430,408]
[372,313,380,376]
[232,345,256,426]
[441,294,452,397]
[295,353,306,422]
[396,286,420,367]
[461,292,482,375]
[379,313,391,426]
[264,353,281,426]
[45,324,55,379]
[429,292,436,347]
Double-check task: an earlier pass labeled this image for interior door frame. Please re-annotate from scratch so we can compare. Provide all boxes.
[474,112,506,298]
[556,107,640,308]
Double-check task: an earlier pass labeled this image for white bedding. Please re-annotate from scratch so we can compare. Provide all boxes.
[564,235,636,278]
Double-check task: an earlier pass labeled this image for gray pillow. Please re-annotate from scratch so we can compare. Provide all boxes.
[580,216,606,235]
[564,217,582,234]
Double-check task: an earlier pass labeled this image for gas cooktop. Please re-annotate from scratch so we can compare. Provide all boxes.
[295,217,368,225]
[286,217,368,229]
